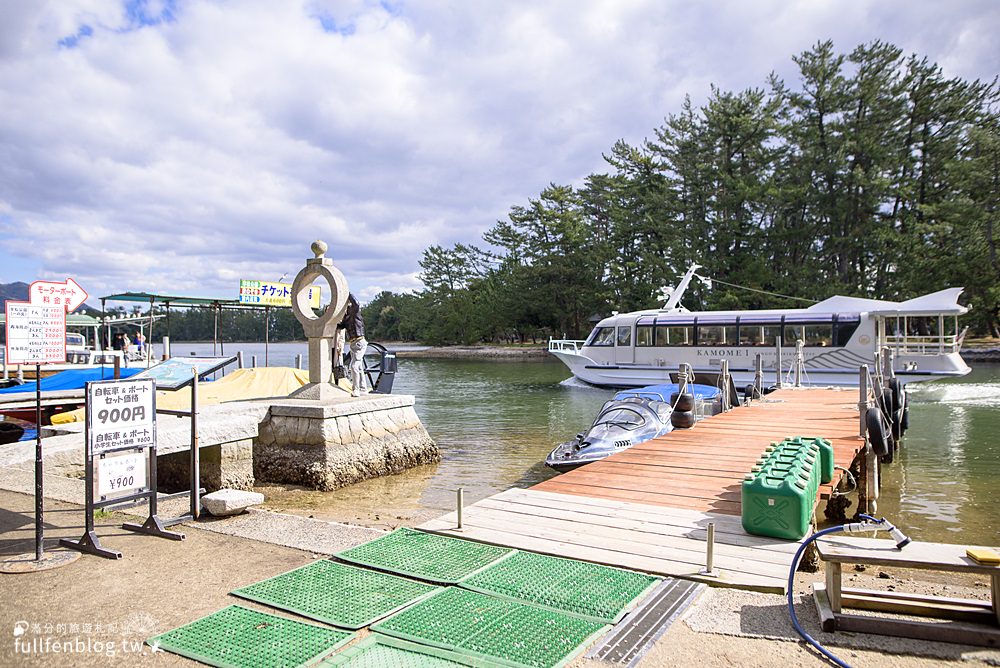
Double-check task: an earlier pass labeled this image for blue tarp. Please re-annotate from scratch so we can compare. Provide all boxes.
[0,367,143,394]
[615,383,721,402]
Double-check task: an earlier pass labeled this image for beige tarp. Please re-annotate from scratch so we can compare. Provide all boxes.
[51,367,312,424]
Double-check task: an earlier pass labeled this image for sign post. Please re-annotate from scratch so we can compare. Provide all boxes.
[61,377,183,559]
[5,300,68,563]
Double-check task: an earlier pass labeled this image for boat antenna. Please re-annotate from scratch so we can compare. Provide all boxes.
[659,264,706,312]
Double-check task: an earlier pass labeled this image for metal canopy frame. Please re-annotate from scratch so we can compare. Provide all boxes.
[100,292,283,362]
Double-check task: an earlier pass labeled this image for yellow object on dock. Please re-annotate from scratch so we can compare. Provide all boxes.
[50,367,310,424]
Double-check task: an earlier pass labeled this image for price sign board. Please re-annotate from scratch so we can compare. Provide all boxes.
[95,451,148,501]
[239,279,321,307]
[87,378,157,454]
[4,302,66,365]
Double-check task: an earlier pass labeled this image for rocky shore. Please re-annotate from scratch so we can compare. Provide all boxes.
[393,344,550,359]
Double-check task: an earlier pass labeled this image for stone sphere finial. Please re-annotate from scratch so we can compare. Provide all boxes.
[311,240,328,258]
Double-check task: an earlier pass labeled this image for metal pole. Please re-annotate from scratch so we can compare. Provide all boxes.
[295,354,302,370]
[859,365,868,438]
[456,488,464,529]
[237,350,244,369]
[754,353,763,398]
[213,304,218,357]
[700,522,717,576]
[251,355,257,368]
[795,340,804,387]
[775,336,783,389]
[34,364,43,561]
[190,372,200,520]
[114,353,121,380]
[720,359,730,411]
[264,306,270,367]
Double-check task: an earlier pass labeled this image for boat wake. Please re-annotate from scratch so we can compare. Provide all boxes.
[908,382,1000,408]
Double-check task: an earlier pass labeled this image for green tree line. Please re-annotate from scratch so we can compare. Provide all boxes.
[363,40,1000,344]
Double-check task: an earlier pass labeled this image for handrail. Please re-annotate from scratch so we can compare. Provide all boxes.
[547,338,587,353]
[884,333,961,355]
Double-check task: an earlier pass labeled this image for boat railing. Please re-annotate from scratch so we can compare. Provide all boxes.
[548,338,588,353]
[885,334,962,355]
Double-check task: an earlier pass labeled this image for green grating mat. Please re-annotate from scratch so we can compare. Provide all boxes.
[147,605,353,668]
[460,551,661,624]
[371,587,609,668]
[318,635,479,667]
[336,528,513,584]
[232,560,440,630]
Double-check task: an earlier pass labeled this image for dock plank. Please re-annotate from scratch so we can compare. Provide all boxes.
[419,388,865,593]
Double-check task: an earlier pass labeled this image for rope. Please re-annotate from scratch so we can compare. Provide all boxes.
[695,274,818,304]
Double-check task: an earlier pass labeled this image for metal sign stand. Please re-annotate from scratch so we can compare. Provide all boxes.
[157,372,202,524]
[61,378,183,560]
[34,363,43,560]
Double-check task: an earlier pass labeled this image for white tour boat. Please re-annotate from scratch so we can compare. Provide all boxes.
[548,265,971,388]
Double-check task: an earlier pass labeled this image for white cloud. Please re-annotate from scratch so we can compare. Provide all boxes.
[0,0,997,297]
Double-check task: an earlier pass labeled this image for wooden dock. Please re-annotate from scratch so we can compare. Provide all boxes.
[421,388,866,593]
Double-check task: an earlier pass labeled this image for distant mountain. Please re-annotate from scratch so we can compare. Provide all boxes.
[0,282,29,308]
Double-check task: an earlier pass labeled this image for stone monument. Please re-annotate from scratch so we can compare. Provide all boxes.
[252,241,440,490]
[288,239,350,401]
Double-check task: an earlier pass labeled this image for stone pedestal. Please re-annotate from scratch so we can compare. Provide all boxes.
[254,394,439,491]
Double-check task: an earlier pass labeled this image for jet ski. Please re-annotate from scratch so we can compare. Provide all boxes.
[545,383,722,473]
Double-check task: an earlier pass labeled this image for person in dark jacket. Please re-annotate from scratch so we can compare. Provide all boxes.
[337,293,368,396]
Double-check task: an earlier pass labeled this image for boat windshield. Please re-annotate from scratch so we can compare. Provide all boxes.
[593,406,647,430]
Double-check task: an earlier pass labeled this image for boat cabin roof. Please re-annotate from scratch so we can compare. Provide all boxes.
[597,288,967,326]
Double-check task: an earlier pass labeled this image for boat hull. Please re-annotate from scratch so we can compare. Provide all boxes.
[550,349,970,389]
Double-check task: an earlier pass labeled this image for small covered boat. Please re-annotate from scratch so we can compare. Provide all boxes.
[545,383,722,472]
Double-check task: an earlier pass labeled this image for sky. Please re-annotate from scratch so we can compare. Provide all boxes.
[0,0,997,308]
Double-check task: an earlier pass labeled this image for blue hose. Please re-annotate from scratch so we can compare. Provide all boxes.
[786,525,851,667]
[787,514,889,668]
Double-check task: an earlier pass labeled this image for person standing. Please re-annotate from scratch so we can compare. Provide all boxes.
[338,293,367,397]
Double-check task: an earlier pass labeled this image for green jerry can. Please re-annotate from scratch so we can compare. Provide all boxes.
[741,471,813,540]
[797,436,835,484]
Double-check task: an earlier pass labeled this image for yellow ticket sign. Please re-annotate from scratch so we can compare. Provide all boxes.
[239,280,321,307]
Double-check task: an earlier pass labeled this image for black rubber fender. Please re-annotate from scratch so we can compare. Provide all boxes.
[0,421,25,445]
[670,392,695,412]
[866,406,890,457]
[670,410,695,429]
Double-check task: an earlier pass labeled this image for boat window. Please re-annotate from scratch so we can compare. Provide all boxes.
[617,326,632,347]
[740,323,782,346]
[636,325,654,347]
[697,325,736,346]
[656,326,692,345]
[833,314,861,346]
[587,327,615,347]
[785,325,804,345]
[803,324,832,346]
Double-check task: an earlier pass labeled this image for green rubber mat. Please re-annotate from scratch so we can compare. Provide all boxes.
[460,551,660,624]
[147,605,353,668]
[371,587,609,668]
[232,560,439,630]
[336,528,513,584]
[319,635,478,667]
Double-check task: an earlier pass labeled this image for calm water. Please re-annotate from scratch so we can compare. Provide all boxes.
[160,342,999,541]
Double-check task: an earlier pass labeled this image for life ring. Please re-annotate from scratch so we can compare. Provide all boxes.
[866,406,890,457]
[670,392,695,412]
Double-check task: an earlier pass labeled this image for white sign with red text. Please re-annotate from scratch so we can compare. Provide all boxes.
[87,378,156,454]
[4,302,66,365]
[3,277,88,366]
